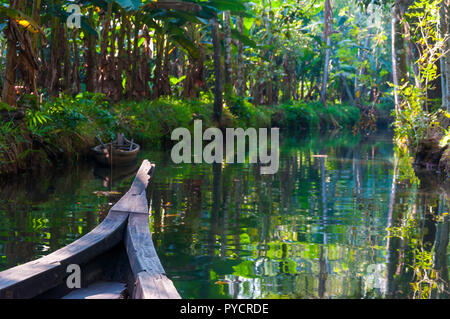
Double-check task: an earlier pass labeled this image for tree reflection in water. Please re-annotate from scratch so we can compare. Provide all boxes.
[149,133,448,299]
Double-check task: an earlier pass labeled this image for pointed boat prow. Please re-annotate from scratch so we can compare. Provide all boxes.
[0,160,180,299]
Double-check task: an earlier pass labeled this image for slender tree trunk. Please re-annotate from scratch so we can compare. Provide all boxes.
[99,2,112,94]
[125,16,132,97]
[2,20,17,106]
[320,0,333,107]
[392,0,409,114]
[72,31,80,95]
[161,37,172,97]
[223,11,233,96]
[84,10,97,93]
[341,74,355,105]
[441,0,450,111]
[132,15,141,98]
[63,25,72,94]
[355,33,372,105]
[261,0,273,104]
[282,54,291,102]
[300,66,305,100]
[183,24,205,99]
[31,0,41,54]
[236,17,245,97]
[152,32,163,99]
[117,12,126,99]
[211,17,223,123]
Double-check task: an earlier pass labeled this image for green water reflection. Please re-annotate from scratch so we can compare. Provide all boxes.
[145,132,449,299]
[0,132,448,299]
[0,163,137,269]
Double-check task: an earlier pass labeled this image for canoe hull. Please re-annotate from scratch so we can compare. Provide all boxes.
[0,160,180,299]
[92,143,140,167]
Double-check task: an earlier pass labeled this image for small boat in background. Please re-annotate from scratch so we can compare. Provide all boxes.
[92,133,140,167]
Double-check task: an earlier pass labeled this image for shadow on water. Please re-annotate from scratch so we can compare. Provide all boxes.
[0,131,448,299]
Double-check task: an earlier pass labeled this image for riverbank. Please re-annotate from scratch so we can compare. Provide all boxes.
[0,93,363,177]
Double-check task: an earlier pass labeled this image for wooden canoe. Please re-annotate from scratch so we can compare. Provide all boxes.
[0,160,180,299]
[92,137,140,167]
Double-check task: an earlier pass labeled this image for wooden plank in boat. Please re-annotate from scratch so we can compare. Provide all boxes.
[0,211,129,299]
[62,281,126,299]
[126,213,165,277]
[0,259,63,299]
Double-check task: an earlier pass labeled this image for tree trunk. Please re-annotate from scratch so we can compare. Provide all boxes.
[236,17,245,97]
[392,0,409,114]
[300,68,304,100]
[84,10,98,93]
[31,0,41,50]
[152,32,163,99]
[223,11,233,96]
[355,33,372,105]
[2,20,17,106]
[211,17,223,124]
[183,24,205,99]
[132,15,141,98]
[161,37,172,97]
[184,53,205,98]
[441,0,450,111]
[282,54,292,102]
[72,31,81,95]
[320,0,333,107]
[63,25,72,94]
[116,12,126,99]
[99,2,113,95]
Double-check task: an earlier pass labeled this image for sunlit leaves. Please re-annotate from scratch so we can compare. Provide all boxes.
[0,3,46,37]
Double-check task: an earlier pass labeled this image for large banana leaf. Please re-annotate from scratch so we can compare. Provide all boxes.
[206,0,246,12]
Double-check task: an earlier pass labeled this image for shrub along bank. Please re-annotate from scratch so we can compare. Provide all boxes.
[0,93,361,176]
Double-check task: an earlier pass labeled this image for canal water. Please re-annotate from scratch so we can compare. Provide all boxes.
[0,131,448,299]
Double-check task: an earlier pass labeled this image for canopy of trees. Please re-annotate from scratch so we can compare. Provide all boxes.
[1,0,446,112]
[0,0,449,171]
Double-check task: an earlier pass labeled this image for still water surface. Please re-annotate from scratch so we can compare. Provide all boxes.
[0,131,448,299]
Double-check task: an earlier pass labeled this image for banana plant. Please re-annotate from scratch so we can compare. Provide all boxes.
[1,1,47,105]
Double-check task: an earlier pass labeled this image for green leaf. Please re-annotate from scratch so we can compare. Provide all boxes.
[169,75,186,85]
[170,34,200,59]
[231,29,257,48]
[113,0,141,11]
[206,0,246,12]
